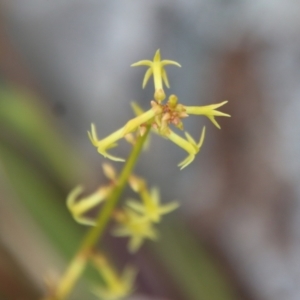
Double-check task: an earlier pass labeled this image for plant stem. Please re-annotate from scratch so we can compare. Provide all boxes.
[51,127,150,300]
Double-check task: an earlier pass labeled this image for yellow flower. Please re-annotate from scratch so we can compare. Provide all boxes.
[184,101,230,129]
[127,175,179,223]
[131,49,181,102]
[88,123,125,162]
[67,163,116,226]
[67,185,111,226]
[167,127,206,169]
[92,254,136,300]
[112,209,158,253]
[88,103,162,161]
[125,99,205,169]
[88,51,230,170]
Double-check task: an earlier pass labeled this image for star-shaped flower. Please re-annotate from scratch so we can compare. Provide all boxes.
[131,49,181,102]
[88,102,162,161]
[67,185,112,226]
[167,127,206,169]
[88,51,230,170]
[67,164,116,226]
[126,187,179,223]
[112,209,158,253]
[184,101,230,129]
[88,123,125,162]
[127,175,179,222]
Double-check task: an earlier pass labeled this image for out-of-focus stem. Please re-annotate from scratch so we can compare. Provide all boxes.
[46,126,150,300]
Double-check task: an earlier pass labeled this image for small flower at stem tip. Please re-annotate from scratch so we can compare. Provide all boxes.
[131,49,181,102]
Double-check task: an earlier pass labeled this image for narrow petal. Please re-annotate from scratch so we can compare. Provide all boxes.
[142,68,153,88]
[130,102,144,116]
[87,123,99,146]
[167,130,197,156]
[185,101,230,128]
[95,128,126,161]
[185,101,230,117]
[178,154,195,170]
[74,215,96,226]
[161,60,181,68]
[87,131,96,146]
[130,60,152,67]
[159,201,180,214]
[153,49,161,62]
[184,131,197,147]
[161,68,170,88]
[207,115,220,129]
[197,127,206,148]
[66,185,83,210]
[208,100,228,109]
[98,148,125,162]
[72,186,110,215]
[183,128,205,150]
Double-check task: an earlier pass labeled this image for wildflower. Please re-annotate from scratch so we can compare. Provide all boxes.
[88,123,125,162]
[167,127,206,169]
[184,101,230,129]
[112,209,158,253]
[127,175,179,222]
[89,52,230,169]
[92,253,136,300]
[131,49,181,102]
[126,97,207,169]
[89,102,162,161]
[67,163,116,226]
[67,185,110,226]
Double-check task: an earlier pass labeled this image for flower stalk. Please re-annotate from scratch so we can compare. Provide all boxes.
[47,126,150,300]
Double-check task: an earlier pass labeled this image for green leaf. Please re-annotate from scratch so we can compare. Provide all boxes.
[152,218,238,300]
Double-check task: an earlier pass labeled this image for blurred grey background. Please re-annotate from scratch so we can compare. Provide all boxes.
[1,1,300,300]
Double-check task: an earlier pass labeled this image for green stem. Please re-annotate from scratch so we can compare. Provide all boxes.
[52,127,150,300]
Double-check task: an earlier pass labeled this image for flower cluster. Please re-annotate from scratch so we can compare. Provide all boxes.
[89,49,230,169]
[64,50,230,300]
[67,164,178,298]
[112,174,178,253]
[67,164,178,253]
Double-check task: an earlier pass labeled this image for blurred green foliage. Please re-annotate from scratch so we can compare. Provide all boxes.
[0,85,85,257]
[154,219,237,300]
